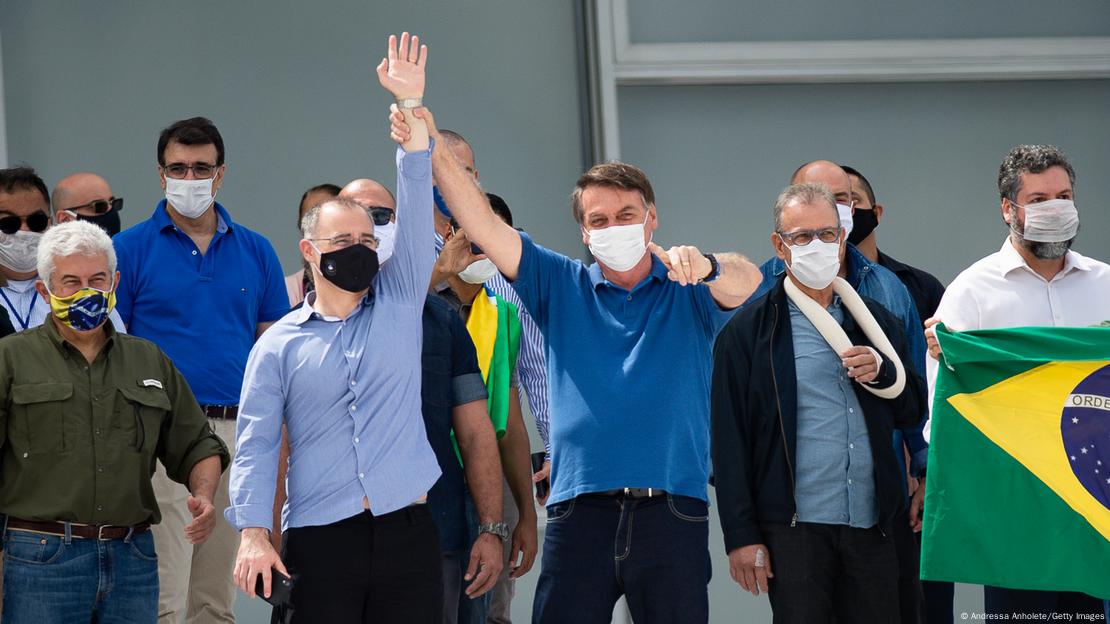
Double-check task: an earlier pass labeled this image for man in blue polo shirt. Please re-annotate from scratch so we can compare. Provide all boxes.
[113,116,289,624]
[389,104,763,621]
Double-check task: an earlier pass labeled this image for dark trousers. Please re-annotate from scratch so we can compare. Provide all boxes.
[893,508,925,624]
[762,522,899,624]
[983,586,1105,619]
[274,506,443,624]
[532,494,711,624]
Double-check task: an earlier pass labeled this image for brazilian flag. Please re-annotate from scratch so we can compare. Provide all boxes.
[921,325,1110,598]
[451,287,521,465]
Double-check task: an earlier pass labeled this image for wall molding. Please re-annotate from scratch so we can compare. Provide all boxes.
[591,0,1110,160]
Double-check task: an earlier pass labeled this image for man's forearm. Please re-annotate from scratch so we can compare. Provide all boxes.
[708,253,762,310]
[187,455,222,502]
[454,401,504,524]
[500,389,537,521]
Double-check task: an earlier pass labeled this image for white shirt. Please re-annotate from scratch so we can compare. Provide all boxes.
[0,277,127,333]
[924,238,1110,440]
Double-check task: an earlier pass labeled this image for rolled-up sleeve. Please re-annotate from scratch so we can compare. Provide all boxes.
[224,339,286,530]
[161,357,230,484]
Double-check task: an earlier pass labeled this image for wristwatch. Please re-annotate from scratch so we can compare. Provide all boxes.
[396,97,423,109]
[700,253,720,283]
[478,522,510,541]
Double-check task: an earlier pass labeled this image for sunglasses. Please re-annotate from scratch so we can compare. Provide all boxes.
[0,211,49,235]
[368,206,395,227]
[64,197,123,216]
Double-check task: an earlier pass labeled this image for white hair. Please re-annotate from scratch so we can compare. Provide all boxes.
[36,220,117,287]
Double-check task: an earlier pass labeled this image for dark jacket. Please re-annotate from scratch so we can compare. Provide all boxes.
[710,276,926,553]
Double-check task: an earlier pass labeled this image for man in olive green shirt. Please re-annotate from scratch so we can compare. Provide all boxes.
[0,221,228,624]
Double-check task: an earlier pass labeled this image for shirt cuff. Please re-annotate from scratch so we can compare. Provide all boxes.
[223,503,275,532]
[452,372,488,406]
[396,141,433,178]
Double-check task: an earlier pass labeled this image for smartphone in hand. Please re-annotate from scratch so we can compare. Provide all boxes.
[531,451,550,501]
[255,568,295,607]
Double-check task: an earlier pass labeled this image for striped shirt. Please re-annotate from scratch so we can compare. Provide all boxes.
[488,272,551,455]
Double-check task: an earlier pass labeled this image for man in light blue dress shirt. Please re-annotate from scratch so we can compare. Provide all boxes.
[225,34,498,624]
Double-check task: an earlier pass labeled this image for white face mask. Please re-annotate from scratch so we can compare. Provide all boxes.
[587,212,650,272]
[836,203,854,239]
[375,222,397,264]
[458,258,499,285]
[0,230,43,274]
[165,177,216,219]
[785,238,841,290]
[1015,198,1079,243]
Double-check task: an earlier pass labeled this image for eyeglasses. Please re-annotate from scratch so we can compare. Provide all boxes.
[777,227,840,246]
[63,197,123,216]
[0,211,50,235]
[162,163,218,179]
[306,233,380,250]
[368,207,395,227]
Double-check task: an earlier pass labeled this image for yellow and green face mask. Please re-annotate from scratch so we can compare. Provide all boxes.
[46,285,116,331]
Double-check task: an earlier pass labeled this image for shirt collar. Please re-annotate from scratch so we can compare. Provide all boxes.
[42,315,117,358]
[588,254,668,291]
[153,199,233,234]
[996,237,1090,279]
[292,290,374,325]
[876,249,911,276]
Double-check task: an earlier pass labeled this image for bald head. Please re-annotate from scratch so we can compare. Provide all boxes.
[52,172,112,218]
[440,129,477,179]
[339,179,396,210]
[790,160,852,206]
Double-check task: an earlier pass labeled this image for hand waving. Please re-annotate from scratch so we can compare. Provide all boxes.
[376,32,427,100]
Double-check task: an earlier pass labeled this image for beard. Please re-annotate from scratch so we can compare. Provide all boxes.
[1008,205,1074,259]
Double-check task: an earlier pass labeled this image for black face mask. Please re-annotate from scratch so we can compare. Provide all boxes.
[848,208,878,246]
[317,243,379,293]
[75,210,122,237]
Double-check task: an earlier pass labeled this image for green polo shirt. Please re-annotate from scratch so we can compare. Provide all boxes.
[0,319,229,525]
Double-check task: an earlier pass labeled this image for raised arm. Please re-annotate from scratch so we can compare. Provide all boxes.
[390,107,523,279]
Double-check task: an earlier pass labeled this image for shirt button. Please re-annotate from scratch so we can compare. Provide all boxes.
[849,408,855,414]
[358,473,365,479]
[97,466,104,473]
[354,437,360,444]
[97,505,103,511]
[22,452,28,458]
[95,429,101,436]
[191,250,198,256]
[848,479,853,485]
[350,404,356,412]
[350,380,356,387]
[627,295,632,301]
[849,443,855,449]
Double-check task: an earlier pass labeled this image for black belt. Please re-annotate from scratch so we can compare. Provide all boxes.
[592,488,668,499]
[6,518,151,540]
[202,405,238,420]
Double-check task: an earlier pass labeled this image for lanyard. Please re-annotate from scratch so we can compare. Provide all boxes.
[0,288,35,330]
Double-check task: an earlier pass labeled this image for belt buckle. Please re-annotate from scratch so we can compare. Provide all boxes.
[97,524,113,540]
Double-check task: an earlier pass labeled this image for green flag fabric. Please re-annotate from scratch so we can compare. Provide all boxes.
[921,324,1110,598]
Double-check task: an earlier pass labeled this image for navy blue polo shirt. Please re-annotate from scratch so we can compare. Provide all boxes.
[421,294,488,554]
[113,201,289,406]
[510,232,735,505]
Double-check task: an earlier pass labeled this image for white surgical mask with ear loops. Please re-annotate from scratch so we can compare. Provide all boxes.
[836,203,854,238]
[1013,198,1079,243]
[785,238,841,290]
[165,177,216,219]
[586,211,650,272]
[458,258,499,284]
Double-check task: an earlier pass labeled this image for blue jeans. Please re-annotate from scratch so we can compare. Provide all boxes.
[532,494,711,624]
[2,527,158,624]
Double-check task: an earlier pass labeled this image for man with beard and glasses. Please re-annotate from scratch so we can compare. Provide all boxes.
[924,144,1110,620]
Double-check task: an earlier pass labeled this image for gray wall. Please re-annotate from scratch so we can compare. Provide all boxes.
[0,1,587,267]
